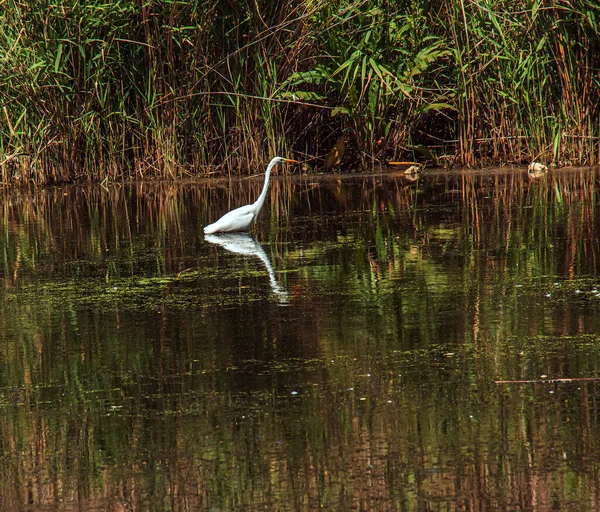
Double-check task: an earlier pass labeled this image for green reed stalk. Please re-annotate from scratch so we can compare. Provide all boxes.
[444,0,600,167]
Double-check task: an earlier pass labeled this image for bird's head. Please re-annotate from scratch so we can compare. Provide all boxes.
[268,156,299,174]
[272,156,299,165]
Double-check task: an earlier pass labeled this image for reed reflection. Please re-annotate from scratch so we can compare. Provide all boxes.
[0,168,599,510]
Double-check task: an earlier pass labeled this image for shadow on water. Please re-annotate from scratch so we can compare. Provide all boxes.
[1,167,600,509]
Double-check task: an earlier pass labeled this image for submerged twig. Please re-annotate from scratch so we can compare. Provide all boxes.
[177,268,198,279]
[495,377,600,385]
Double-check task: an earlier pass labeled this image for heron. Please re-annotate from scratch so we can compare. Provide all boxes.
[204,156,298,234]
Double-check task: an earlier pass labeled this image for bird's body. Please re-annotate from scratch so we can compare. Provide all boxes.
[204,204,258,234]
[204,156,297,234]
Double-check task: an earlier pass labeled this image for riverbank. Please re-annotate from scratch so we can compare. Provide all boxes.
[1,1,599,185]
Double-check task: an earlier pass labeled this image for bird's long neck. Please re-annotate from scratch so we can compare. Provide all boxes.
[252,159,278,212]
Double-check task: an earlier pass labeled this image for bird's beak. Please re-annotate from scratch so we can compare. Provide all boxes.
[283,158,299,164]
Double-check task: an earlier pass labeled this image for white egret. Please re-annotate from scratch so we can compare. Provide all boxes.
[204,156,298,234]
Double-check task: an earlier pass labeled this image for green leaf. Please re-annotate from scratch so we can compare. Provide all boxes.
[54,43,63,74]
[331,107,350,117]
[285,70,326,86]
[369,57,384,82]
[419,102,457,113]
[535,35,547,52]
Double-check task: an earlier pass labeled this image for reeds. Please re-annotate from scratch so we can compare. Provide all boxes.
[444,0,600,166]
[0,0,599,184]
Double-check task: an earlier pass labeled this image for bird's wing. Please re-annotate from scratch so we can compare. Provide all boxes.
[204,204,256,233]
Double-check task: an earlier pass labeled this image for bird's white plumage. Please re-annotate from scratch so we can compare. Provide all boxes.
[204,205,256,234]
[204,156,296,234]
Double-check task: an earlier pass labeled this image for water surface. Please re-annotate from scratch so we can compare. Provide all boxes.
[2,168,600,510]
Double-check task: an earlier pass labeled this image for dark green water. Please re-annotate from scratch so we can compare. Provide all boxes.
[2,168,600,510]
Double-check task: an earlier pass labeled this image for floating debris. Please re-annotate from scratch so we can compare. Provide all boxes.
[403,164,421,175]
[528,161,548,172]
[527,161,548,178]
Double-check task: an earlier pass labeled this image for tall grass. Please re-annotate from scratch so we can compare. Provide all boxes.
[444,0,600,166]
[0,0,599,184]
[0,0,312,183]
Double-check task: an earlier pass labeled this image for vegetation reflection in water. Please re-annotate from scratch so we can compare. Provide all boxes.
[1,168,600,510]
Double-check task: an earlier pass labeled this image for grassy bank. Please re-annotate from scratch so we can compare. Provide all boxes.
[0,0,599,184]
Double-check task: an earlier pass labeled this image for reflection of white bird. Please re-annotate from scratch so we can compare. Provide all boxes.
[204,156,298,234]
[205,233,288,302]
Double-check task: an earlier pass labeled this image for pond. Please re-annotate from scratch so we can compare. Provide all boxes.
[2,167,600,510]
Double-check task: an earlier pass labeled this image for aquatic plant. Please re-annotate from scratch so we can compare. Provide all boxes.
[0,0,599,183]
[283,0,453,166]
[445,0,600,166]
